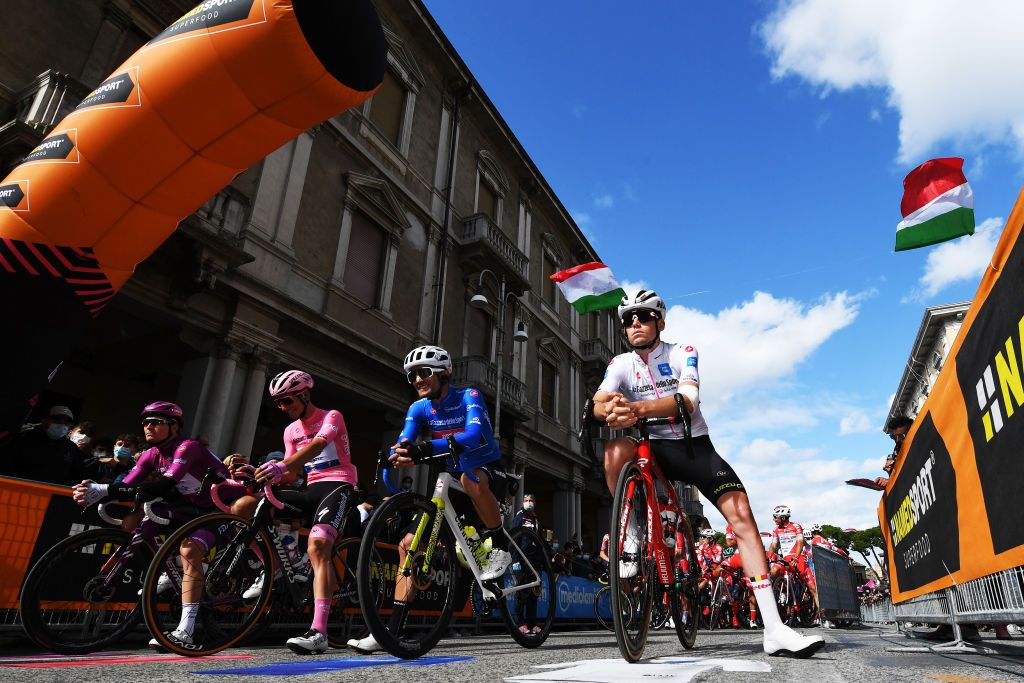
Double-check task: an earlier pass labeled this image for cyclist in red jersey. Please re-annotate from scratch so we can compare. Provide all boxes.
[254,370,360,655]
[767,505,818,608]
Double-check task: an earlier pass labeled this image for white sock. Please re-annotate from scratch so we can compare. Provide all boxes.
[748,574,784,632]
[177,602,199,635]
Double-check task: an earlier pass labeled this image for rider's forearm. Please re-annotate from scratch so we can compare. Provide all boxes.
[592,391,616,420]
[286,438,327,469]
[634,396,683,418]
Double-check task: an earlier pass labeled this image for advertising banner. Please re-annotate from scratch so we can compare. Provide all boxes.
[534,575,603,620]
[880,185,1024,602]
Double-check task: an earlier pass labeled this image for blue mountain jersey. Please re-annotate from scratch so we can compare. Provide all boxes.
[397,386,501,477]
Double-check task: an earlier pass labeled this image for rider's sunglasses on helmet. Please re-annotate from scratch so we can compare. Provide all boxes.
[621,310,660,327]
[142,417,173,427]
[407,366,442,383]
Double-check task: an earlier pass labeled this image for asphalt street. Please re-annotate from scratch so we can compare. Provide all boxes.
[2,625,1022,683]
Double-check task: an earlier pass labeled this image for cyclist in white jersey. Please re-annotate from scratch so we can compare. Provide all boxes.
[593,289,824,658]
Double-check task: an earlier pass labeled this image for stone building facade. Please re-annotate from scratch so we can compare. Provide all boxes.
[1,0,702,548]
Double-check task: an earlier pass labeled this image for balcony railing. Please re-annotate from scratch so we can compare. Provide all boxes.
[459,214,529,284]
[13,70,91,133]
[581,337,613,364]
[196,186,251,238]
[451,355,525,412]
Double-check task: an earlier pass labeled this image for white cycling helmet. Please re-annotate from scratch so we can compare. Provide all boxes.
[268,370,314,397]
[617,289,667,321]
[810,523,822,534]
[700,528,716,539]
[772,505,791,518]
[403,345,452,374]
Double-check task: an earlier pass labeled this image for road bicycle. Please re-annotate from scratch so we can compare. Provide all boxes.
[19,495,190,654]
[772,557,817,627]
[355,438,556,659]
[578,397,701,662]
[141,474,373,656]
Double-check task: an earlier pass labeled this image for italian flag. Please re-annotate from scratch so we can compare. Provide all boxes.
[896,157,975,251]
[549,262,625,314]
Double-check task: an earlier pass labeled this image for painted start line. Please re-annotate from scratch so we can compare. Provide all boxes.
[0,652,257,668]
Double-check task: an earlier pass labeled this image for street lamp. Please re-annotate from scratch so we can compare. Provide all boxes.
[471,268,527,440]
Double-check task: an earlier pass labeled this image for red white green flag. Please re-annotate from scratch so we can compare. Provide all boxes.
[549,262,625,314]
[896,157,975,251]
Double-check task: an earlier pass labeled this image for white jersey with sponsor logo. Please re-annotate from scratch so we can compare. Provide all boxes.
[597,341,709,439]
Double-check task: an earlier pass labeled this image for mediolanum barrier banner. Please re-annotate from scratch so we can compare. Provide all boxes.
[881,185,1024,602]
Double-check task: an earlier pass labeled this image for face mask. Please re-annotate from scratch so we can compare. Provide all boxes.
[523,501,535,511]
[46,423,69,440]
[114,446,133,460]
[93,450,109,458]
[71,432,91,446]
[551,543,560,551]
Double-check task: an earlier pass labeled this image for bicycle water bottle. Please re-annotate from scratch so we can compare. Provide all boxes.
[276,522,300,564]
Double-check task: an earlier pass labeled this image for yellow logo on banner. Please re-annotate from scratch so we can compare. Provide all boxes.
[975,315,1024,442]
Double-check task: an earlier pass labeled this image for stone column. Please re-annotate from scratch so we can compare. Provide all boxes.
[553,481,572,546]
[196,342,240,457]
[572,482,583,544]
[231,352,268,460]
[249,131,315,249]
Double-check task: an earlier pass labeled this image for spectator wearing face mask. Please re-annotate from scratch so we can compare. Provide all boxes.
[68,421,96,456]
[0,406,84,484]
[512,493,539,531]
[84,436,116,482]
[110,434,140,484]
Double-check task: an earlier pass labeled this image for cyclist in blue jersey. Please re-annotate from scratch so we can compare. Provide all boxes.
[347,344,511,654]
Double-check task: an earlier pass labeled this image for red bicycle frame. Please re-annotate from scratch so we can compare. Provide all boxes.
[615,438,697,587]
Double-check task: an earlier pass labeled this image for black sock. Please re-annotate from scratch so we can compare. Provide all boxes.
[388,599,408,634]
[484,525,508,551]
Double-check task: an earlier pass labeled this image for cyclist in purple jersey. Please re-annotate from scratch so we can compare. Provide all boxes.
[73,401,258,649]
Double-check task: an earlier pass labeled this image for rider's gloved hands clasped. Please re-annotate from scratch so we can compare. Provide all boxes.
[72,480,108,507]
[255,460,288,484]
[390,440,431,467]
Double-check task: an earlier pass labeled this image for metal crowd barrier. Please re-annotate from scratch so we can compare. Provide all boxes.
[892,565,1024,625]
[859,599,894,624]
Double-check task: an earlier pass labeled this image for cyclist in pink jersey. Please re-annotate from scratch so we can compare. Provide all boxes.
[254,370,360,655]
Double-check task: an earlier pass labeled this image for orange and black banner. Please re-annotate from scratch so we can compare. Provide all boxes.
[880,184,1024,602]
[0,0,386,436]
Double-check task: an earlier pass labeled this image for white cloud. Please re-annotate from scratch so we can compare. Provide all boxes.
[594,193,614,209]
[704,437,884,532]
[662,290,861,403]
[572,211,592,227]
[761,0,1024,161]
[869,108,882,122]
[839,409,873,435]
[910,216,1002,300]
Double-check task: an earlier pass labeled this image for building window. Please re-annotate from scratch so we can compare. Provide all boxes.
[543,251,559,309]
[367,70,405,147]
[466,305,492,358]
[477,180,497,222]
[540,359,558,418]
[343,210,386,305]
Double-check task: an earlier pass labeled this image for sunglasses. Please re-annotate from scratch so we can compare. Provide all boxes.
[407,367,443,383]
[142,418,173,427]
[621,310,660,327]
[274,395,299,408]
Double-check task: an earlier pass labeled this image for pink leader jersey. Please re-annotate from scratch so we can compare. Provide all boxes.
[284,408,356,485]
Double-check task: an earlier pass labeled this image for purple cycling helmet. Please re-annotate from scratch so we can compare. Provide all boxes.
[141,401,184,427]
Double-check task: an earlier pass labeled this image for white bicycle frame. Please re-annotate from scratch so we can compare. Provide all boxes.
[429,471,541,601]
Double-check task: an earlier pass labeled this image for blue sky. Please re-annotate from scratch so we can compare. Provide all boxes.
[424,1,1024,535]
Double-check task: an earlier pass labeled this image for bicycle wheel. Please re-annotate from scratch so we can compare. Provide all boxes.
[327,536,379,648]
[609,461,653,662]
[594,586,616,631]
[356,492,459,659]
[19,528,149,654]
[772,576,793,626]
[669,514,699,649]
[142,513,275,656]
[501,526,556,648]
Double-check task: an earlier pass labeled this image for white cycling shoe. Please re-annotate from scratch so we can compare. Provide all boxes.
[243,571,266,600]
[347,634,382,654]
[286,629,328,655]
[148,629,192,651]
[481,549,513,581]
[762,624,825,658]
